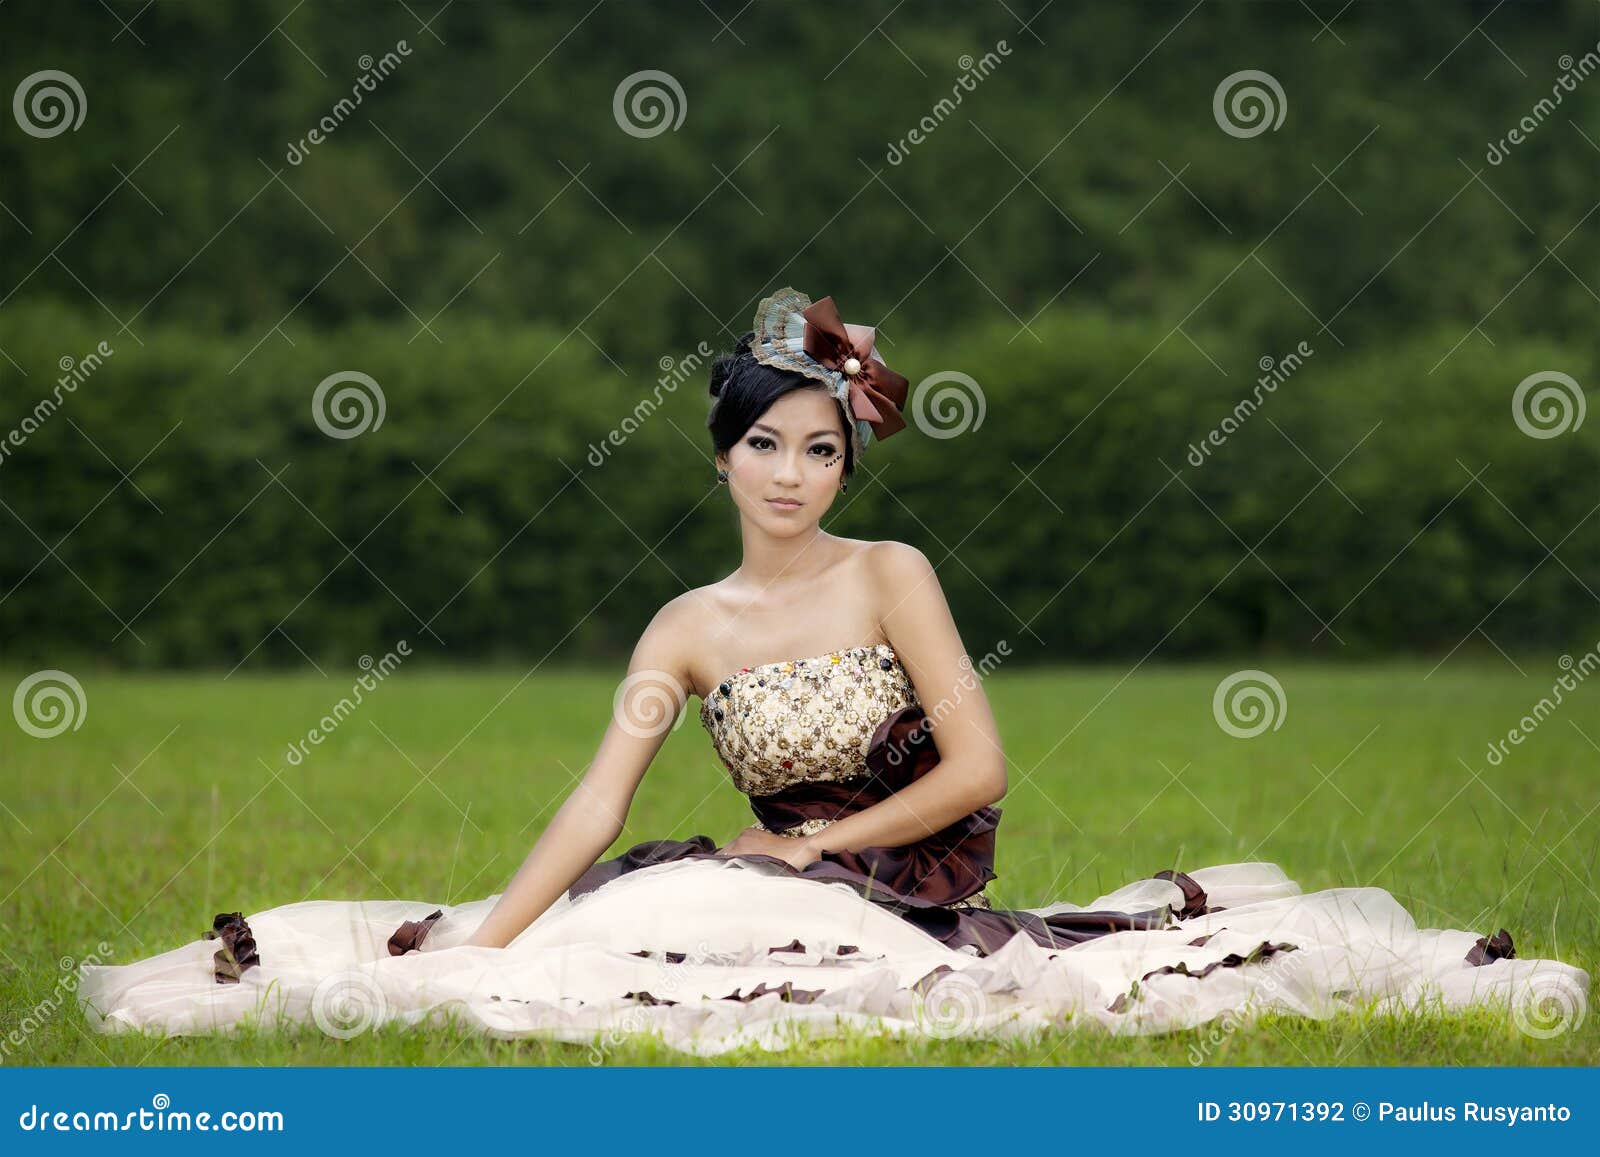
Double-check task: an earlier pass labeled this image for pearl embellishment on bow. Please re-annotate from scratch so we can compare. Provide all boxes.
[842,356,862,376]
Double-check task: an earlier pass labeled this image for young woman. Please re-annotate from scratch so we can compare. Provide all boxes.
[455,287,1189,960]
[78,290,1586,1053]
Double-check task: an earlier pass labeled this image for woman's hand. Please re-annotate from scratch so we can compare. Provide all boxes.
[718,825,822,871]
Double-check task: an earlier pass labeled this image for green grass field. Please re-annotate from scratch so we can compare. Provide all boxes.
[2,661,1595,1066]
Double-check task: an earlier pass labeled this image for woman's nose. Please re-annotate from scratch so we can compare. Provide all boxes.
[773,453,804,483]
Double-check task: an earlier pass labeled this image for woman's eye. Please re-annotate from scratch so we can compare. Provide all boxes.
[810,444,837,457]
[747,436,773,451]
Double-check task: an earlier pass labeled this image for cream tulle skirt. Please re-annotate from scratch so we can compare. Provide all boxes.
[77,857,1589,1056]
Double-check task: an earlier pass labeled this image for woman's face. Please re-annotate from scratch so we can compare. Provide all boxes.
[717,387,848,532]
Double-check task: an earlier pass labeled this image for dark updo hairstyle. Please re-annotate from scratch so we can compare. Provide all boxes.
[706,331,856,480]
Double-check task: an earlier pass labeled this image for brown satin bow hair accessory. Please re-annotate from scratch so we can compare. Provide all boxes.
[750,287,913,458]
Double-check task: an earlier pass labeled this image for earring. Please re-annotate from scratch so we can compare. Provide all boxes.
[715,469,728,484]
[840,479,848,493]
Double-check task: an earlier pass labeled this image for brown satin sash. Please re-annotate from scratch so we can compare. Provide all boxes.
[745,704,999,906]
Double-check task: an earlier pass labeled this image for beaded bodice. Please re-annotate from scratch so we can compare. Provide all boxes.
[699,644,919,797]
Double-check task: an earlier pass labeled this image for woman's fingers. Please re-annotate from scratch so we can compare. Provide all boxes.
[718,825,759,854]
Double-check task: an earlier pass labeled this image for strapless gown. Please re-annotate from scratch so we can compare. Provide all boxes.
[77,645,1589,1056]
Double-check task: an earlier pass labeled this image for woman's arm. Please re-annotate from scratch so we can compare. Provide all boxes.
[802,541,1008,858]
[461,602,696,949]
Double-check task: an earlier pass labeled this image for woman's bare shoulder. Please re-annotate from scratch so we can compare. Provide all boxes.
[858,538,932,579]
[815,535,919,572]
[859,540,943,640]
[633,591,709,672]
[640,584,735,696]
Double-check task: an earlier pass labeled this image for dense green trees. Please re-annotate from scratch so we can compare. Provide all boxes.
[2,1,1595,667]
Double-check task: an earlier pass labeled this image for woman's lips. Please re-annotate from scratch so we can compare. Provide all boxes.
[766,498,803,510]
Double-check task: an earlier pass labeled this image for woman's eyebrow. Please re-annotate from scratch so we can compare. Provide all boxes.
[751,423,840,438]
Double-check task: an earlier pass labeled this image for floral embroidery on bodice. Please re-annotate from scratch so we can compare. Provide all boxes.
[699,644,919,797]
